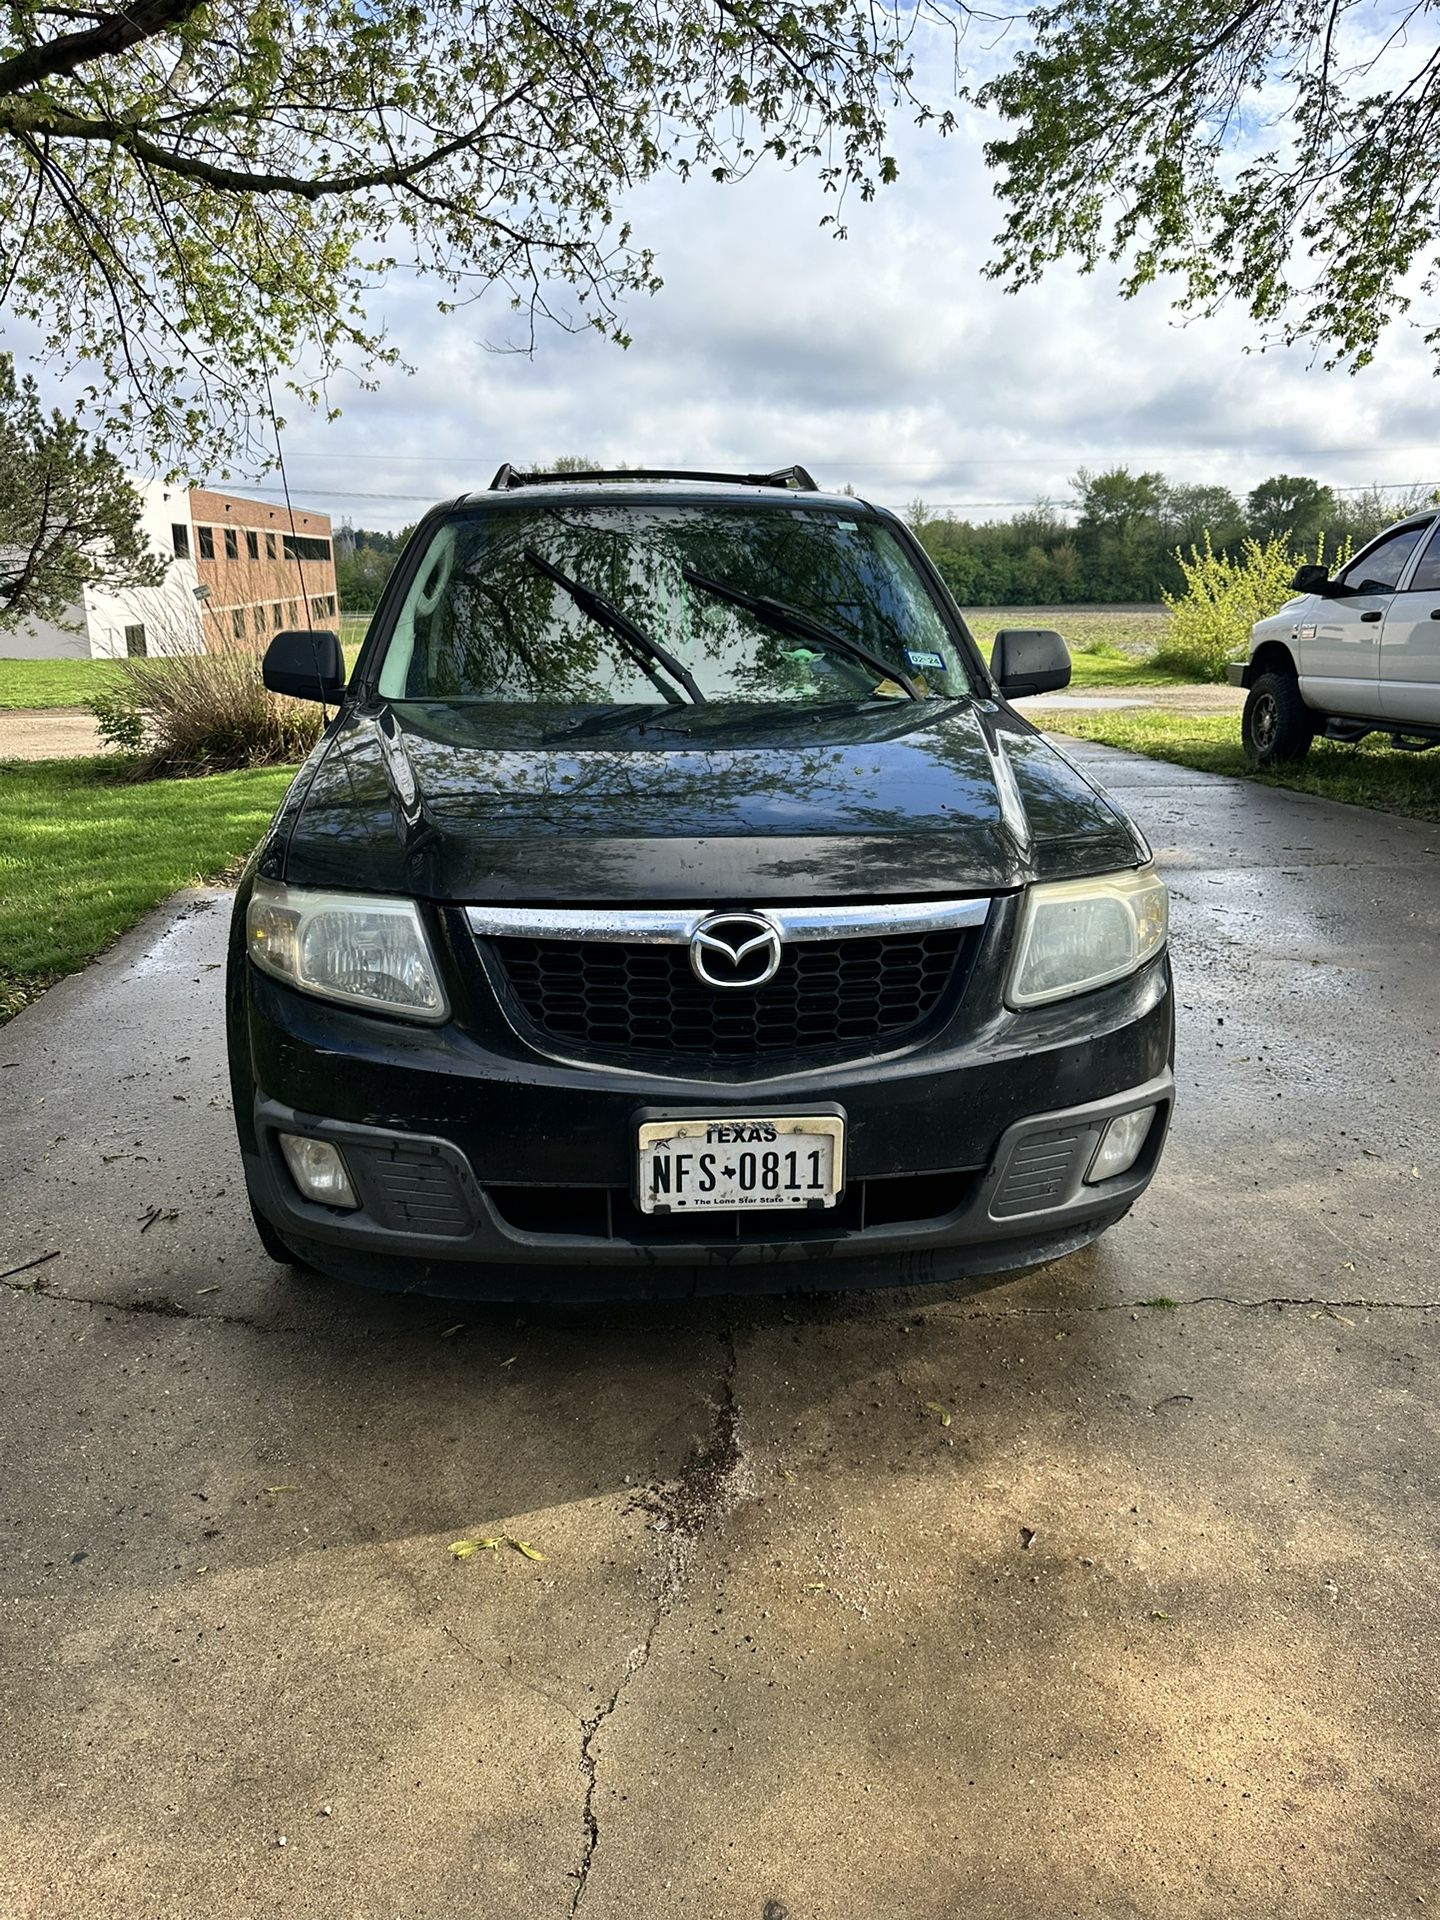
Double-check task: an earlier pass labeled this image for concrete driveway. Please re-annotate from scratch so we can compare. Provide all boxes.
[2,743,1437,1919]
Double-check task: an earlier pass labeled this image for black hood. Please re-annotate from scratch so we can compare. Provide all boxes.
[273,699,1147,903]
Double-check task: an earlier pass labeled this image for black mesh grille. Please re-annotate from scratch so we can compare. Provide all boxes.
[485,928,969,1060]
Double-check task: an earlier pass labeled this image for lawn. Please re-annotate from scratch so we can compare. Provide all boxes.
[963,605,1181,687]
[1042,708,1440,824]
[0,657,129,710]
[0,758,294,1023]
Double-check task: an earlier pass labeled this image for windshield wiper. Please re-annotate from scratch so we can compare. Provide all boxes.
[524,549,705,705]
[681,567,921,700]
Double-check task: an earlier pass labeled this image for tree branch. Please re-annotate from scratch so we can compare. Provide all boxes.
[0,0,204,95]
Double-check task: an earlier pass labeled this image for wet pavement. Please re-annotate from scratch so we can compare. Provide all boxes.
[1,741,1437,1918]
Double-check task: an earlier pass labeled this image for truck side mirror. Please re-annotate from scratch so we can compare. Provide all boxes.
[991,628,1071,699]
[1290,563,1330,594]
[263,629,346,703]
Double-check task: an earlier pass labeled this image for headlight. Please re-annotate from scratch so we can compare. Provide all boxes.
[246,877,448,1021]
[1007,865,1168,1008]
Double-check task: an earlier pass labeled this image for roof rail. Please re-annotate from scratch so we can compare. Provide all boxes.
[487,464,819,494]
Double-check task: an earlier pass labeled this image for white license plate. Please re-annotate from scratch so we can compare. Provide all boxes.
[636,1114,845,1214]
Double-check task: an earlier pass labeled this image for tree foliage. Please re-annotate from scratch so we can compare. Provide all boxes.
[981,0,1440,370]
[1245,474,1337,548]
[0,351,162,629]
[913,466,1415,606]
[0,0,959,468]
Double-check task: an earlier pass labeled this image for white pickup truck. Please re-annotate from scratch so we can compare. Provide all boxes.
[1229,509,1440,764]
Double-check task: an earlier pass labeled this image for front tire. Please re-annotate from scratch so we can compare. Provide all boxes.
[1243,670,1314,766]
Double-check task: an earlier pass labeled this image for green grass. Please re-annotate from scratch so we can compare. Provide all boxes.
[1042,708,1440,824]
[0,757,294,1022]
[2,614,373,711]
[0,657,130,710]
[964,605,1180,687]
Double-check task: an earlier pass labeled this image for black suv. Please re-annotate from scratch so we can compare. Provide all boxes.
[228,466,1173,1299]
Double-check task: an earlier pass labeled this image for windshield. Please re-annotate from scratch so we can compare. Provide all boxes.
[374,502,975,707]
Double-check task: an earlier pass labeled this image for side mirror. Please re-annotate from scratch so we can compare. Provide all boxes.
[263,629,346,703]
[1290,563,1331,595]
[991,628,1071,699]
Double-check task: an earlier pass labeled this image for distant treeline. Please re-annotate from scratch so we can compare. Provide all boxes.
[333,523,412,613]
[910,470,1434,606]
[331,469,1435,612]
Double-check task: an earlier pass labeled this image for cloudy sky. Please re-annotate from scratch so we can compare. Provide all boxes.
[70,21,1440,531]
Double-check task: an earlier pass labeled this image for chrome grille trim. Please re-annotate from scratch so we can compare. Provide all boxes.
[465,899,991,944]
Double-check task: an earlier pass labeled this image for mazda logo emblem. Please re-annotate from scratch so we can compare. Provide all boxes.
[689,911,783,989]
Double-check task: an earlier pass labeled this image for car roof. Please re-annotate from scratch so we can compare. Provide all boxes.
[451,478,881,514]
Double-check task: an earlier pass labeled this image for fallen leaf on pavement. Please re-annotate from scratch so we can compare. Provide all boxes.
[509,1538,546,1561]
[922,1401,952,1427]
[449,1537,502,1558]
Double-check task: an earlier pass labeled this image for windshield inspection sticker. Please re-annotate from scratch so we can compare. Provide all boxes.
[904,649,945,672]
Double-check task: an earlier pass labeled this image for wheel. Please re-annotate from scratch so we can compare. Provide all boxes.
[248,1192,305,1268]
[1243,670,1314,766]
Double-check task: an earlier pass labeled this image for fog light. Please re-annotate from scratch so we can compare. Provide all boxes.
[1086,1107,1155,1184]
[279,1133,359,1209]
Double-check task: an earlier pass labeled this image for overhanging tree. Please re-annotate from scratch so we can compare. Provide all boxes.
[0,354,162,630]
[981,0,1440,370]
[0,0,959,468]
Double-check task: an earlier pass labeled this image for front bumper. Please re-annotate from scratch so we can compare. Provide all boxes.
[233,939,1175,1300]
[1227,661,1252,688]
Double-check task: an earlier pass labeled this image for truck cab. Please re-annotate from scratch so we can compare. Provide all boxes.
[1230,511,1440,763]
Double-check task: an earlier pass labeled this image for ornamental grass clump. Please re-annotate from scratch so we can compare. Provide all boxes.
[90,632,323,777]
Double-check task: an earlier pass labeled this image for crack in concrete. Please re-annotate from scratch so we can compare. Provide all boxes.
[0,1274,287,1331]
[568,1319,744,1916]
[967,1294,1440,1317]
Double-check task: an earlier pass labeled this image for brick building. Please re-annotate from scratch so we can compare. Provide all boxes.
[1,482,339,659]
[184,488,339,652]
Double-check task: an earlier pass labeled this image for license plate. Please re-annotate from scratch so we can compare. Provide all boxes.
[636,1114,845,1214]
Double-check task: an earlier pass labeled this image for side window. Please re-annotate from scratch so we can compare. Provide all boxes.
[1336,524,1426,594]
[1404,520,1440,594]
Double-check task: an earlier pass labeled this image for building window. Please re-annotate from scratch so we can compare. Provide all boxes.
[283,533,332,564]
[124,624,147,658]
[224,527,238,561]
[327,594,337,615]
[230,608,245,641]
[287,600,299,624]
[171,524,190,559]
[265,532,277,560]
[272,603,283,629]
[246,530,259,560]
[197,526,214,560]
[252,604,267,636]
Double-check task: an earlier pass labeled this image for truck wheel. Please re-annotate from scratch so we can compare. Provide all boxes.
[1243,670,1314,766]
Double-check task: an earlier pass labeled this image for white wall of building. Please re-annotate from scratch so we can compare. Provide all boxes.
[0,480,204,660]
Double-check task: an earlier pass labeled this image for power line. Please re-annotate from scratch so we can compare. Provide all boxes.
[266,442,1440,468]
